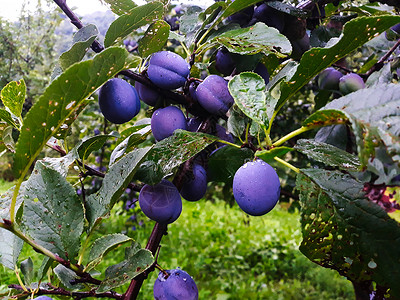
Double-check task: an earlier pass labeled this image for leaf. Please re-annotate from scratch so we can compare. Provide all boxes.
[267,1,309,18]
[109,125,151,165]
[255,146,292,163]
[59,24,99,70]
[20,257,34,285]
[85,233,132,272]
[277,15,400,110]
[228,72,269,129]
[101,0,137,15]
[227,105,249,137]
[135,130,218,185]
[13,47,135,179]
[0,228,23,270]
[20,161,84,262]
[179,5,203,46]
[302,109,348,129]
[54,264,84,290]
[77,134,114,161]
[221,0,263,19]
[208,146,254,183]
[297,169,400,296]
[213,22,291,57]
[86,147,151,230]
[323,83,400,166]
[0,109,17,128]
[97,241,154,293]
[138,20,170,58]
[37,256,52,281]
[365,62,392,87]
[294,139,361,171]
[3,126,15,152]
[104,2,164,48]
[0,79,26,119]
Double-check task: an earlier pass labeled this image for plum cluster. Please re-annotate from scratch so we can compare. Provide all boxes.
[317,67,365,95]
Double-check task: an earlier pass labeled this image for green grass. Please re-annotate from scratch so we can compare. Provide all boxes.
[0,198,354,299]
[0,179,14,194]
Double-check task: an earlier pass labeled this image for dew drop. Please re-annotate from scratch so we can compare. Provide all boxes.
[368,260,377,269]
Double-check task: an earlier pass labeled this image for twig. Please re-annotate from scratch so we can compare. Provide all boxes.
[8,284,123,299]
[365,38,400,77]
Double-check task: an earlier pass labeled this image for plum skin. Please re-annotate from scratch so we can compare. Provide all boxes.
[317,67,343,91]
[147,51,190,90]
[34,297,53,300]
[339,73,365,95]
[153,268,198,300]
[195,75,234,116]
[233,160,280,216]
[138,179,182,224]
[180,164,207,202]
[215,48,235,76]
[98,78,140,124]
[151,106,187,141]
[135,82,159,106]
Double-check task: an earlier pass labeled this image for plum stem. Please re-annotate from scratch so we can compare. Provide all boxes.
[272,126,312,147]
[274,157,300,173]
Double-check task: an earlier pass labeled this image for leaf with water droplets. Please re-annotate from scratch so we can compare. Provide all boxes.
[135,130,218,185]
[297,169,400,296]
[101,0,137,16]
[138,20,170,58]
[97,241,153,293]
[20,161,84,262]
[0,228,23,270]
[13,47,135,179]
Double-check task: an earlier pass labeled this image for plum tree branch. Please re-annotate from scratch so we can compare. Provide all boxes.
[8,284,123,299]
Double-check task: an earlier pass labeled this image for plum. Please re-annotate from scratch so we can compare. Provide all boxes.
[233,160,280,216]
[147,51,190,90]
[180,164,207,202]
[139,179,182,224]
[290,33,310,60]
[151,106,187,141]
[195,75,234,116]
[227,1,254,27]
[252,3,285,32]
[317,67,343,91]
[135,81,159,106]
[254,62,270,85]
[187,117,202,132]
[153,268,198,300]
[215,48,235,76]
[339,73,365,95]
[34,297,53,300]
[98,78,140,124]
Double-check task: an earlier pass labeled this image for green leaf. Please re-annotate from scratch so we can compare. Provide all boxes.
[77,134,114,161]
[110,125,151,165]
[3,126,15,153]
[0,228,23,270]
[267,1,309,18]
[365,62,392,87]
[213,22,291,57]
[101,0,137,15]
[180,6,203,46]
[0,109,17,128]
[0,79,26,119]
[135,130,218,185]
[138,20,170,58]
[20,161,84,262]
[37,257,52,281]
[294,139,361,171]
[208,146,254,183]
[86,233,133,272]
[227,105,249,137]
[228,72,270,129]
[20,257,34,285]
[13,47,134,179]
[277,15,400,110]
[59,24,98,70]
[255,146,292,163]
[104,2,164,48]
[54,264,84,290]
[323,83,400,166]
[302,109,348,129]
[97,241,154,293]
[297,169,400,296]
[221,0,263,19]
[86,146,151,230]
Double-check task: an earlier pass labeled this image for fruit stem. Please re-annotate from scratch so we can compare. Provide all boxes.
[14,266,28,293]
[274,157,300,173]
[218,139,241,149]
[272,126,312,147]
[244,122,250,144]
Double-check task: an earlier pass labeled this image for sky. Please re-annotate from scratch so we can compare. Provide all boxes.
[0,0,215,21]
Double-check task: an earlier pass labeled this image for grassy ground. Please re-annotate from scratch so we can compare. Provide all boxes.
[0,186,354,299]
